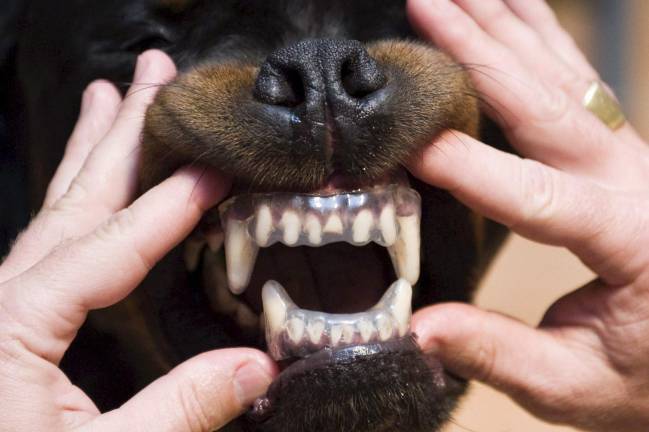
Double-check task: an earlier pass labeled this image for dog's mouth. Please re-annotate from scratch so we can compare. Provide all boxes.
[192,169,421,363]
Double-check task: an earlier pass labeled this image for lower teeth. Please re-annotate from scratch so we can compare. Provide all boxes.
[263,279,412,360]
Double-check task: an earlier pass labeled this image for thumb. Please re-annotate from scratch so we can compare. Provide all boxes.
[86,349,277,432]
[412,303,570,403]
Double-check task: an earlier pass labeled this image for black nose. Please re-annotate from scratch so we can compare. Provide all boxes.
[254,39,388,148]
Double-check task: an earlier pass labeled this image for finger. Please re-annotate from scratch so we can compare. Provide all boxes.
[452,0,597,86]
[43,81,122,208]
[408,131,649,285]
[86,349,277,432]
[504,0,599,78]
[406,0,621,174]
[58,49,177,215]
[412,303,586,419]
[0,52,176,283]
[1,167,230,363]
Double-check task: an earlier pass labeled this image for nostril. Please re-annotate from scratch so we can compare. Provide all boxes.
[340,52,387,99]
[254,64,306,107]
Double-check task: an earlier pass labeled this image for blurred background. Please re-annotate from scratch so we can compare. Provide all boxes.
[445,1,649,431]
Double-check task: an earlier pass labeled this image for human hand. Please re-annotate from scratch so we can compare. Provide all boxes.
[407,1,649,430]
[0,50,276,431]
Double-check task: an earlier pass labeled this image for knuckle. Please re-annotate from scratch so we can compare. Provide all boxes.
[513,159,560,229]
[176,378,214,432]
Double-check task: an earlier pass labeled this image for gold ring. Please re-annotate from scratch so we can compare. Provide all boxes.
[582,80,626,130]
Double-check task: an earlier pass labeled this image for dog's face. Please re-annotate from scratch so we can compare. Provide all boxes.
[9,0,509,431]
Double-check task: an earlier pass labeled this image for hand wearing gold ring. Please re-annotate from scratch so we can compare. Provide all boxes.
[407,1,649,431]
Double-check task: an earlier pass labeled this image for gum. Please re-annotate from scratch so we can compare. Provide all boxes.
[218,184,421,248]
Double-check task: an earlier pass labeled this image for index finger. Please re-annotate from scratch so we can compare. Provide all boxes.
[408,130,649,286]
[1,167,230,364]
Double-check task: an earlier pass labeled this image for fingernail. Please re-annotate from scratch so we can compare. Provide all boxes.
[234,361,273,406]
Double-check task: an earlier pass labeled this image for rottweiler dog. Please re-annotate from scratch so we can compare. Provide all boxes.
[1,1,510,431]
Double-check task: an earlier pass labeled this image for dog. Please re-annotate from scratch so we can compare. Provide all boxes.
[1,1,511,430]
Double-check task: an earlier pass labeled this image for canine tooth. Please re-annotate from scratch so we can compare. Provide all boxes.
[225,219,259,294]
[358,318,375,343]
[307,319,325,344]
[261,281,294,337]
[280,210,301,245]
[323,214,344,235]
[379,205,397,246]
[330,325,343,346]
[304,214,323,245]
[255,205,273,247]
[183,237,205,272]
[387,279,412,336]
[286,317,305,344]
[387,215,420,285]
[376,314,393,341]
[341,324,355,344]
[352,209,374,244]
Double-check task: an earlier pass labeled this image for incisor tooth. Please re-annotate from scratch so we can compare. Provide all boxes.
[286,317,305,343]
[304,214,323,245]
[376,314,393,341]
[388,214,420,286]
[255,205,273,247]
[225,219,259,294]
[307,319,325,344]
[261,281,293,336]
[280,210,301,245]
[358,319,375,343]
[330,325,343,346]
[379,205,397,246]
[341,324,355,343]
[352,209,374,244]
[323,214,344,235]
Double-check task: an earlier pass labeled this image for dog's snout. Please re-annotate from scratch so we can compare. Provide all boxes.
[254,38,387,116]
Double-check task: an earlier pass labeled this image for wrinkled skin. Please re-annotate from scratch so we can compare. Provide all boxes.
[2,0,509,430]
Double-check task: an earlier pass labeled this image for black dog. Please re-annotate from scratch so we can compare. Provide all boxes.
[1,1,510,431]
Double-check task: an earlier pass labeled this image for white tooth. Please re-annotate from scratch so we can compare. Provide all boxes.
[358,318,375,343]
[352,209,374,244]
[341,324,355,343]
[379,205,397,246]
[307,319,325,344]
[388,279,413,336]
[387,214,420,286]
[255,205,273,247]
[183,237,205,272]
[206,229,224,252]
[376,314,393,341]
[286,317,305,344]
[330,325,343,346]
[261,281,293,336]
[323,213,344,235]
[280,210,301,245]
[225,219,259,294]
[304,214,323,245]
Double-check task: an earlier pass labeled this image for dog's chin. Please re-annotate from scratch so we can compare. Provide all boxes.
[242,337,466,432]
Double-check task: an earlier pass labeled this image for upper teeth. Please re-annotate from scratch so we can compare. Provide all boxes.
[262,278,413,360]
[218,185,421,295]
